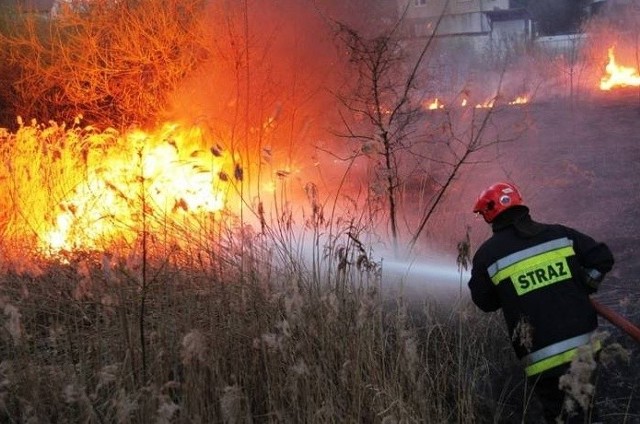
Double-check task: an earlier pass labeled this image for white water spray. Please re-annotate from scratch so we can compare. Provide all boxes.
[381,256,471,296]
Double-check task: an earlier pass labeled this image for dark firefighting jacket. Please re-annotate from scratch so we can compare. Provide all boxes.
[468,206,614,377]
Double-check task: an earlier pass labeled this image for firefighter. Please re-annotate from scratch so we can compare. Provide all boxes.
[467,182,614,423]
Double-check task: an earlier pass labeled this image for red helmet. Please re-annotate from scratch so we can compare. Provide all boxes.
[473,182,524,223]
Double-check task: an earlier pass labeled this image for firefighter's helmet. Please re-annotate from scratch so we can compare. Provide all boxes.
[473,182,524,223]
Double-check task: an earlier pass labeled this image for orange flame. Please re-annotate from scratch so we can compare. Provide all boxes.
[422,95,527,111]
[40,123,231,253]
[600,47,640,91]
[508,96,528,105]
[475,99,495,109]
[426,98,444,110]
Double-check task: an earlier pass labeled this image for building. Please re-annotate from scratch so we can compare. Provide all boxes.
[397,0,533,55]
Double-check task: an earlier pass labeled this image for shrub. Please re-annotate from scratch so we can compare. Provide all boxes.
[0,0,211,129]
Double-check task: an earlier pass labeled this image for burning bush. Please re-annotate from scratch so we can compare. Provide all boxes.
[0,118,239,260]
[0,0,212,129]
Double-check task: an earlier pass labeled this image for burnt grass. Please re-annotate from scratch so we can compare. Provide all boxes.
[430,90,640,423]
[550,93,640,424]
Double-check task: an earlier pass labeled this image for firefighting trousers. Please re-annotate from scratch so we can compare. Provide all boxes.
[529,370,600,424]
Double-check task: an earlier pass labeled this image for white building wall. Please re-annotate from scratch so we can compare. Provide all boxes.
[399,0,512,37]
[411,13,490,37]
[399,0,510,19]
[534,34,587,58]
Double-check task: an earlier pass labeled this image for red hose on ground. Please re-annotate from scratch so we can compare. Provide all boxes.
[591,298,640,344]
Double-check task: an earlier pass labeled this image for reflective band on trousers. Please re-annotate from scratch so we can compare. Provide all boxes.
[523,332,601,377]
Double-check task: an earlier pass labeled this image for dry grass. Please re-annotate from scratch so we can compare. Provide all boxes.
[0,118,521,421]
[0,240,521,423]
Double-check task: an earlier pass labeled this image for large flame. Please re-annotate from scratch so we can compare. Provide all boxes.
[600,47,640,91]
[40,122,232,253]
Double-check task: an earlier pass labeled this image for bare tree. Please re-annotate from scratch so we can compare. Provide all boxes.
[328,4,445,256]
[330,4,529,256]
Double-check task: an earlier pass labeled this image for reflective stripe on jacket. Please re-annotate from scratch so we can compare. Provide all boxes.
[488,237,575,295]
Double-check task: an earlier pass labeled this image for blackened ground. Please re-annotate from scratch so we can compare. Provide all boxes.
[418,90,640,423]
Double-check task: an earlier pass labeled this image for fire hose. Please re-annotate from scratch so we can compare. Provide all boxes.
[590,298,640,344]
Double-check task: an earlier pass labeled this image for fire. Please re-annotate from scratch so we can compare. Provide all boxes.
[474,99,495,109]
[422,95,527,110]
[40,122,232,253]
[426,98,444,110]
[508,96,528,105]
[600,47,640,91]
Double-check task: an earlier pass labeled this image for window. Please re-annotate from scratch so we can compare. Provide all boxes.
[414,0,427,6]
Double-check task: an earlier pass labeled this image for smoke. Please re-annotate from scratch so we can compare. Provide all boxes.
[165,0,345,137]
[161,1,366,215]
[162,0,638,274]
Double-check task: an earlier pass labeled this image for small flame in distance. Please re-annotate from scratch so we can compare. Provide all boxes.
[600,46,640,91]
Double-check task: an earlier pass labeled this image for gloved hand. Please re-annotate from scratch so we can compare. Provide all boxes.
[582,268,604,291]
